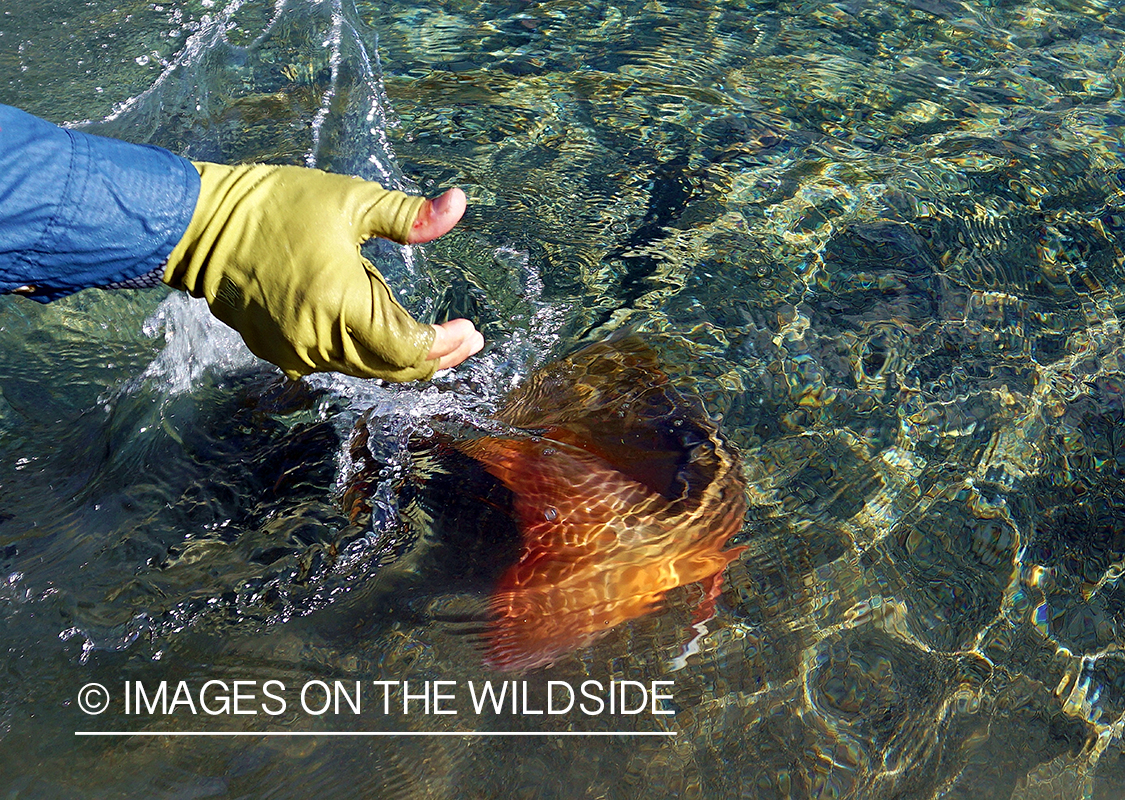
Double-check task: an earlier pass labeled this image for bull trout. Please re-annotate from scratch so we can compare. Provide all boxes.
[455,336,747,671]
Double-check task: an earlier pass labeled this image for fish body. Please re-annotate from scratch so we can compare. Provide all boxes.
[456,337,747,671]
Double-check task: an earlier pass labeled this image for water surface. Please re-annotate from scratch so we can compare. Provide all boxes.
[2,0,1125,797]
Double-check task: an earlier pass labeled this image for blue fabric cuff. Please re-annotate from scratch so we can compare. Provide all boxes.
[0,104,200,302]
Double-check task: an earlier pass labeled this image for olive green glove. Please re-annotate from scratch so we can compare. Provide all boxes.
[162,162,438,382]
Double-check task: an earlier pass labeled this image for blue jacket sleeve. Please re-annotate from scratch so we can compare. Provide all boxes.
[0,104,200,302]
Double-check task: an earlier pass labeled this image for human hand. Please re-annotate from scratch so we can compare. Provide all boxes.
[162,162,482,381]
[429,318,485,370]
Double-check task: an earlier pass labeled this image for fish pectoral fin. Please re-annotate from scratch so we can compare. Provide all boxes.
[690,572,725,627]
[685,545,746,625]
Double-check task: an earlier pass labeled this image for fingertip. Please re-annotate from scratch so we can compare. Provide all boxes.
[433,187,466,217]
[426,318,484,370]
[409,188,467,244]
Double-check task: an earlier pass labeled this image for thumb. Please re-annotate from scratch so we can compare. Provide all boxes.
[354,181,426,245]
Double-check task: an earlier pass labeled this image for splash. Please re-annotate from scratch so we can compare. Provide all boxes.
[138,292,262,395]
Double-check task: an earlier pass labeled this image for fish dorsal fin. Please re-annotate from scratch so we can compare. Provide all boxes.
[495,336,724,504]
[456,434,665,548]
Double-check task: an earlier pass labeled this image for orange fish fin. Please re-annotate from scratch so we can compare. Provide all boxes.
[691,572,726,628]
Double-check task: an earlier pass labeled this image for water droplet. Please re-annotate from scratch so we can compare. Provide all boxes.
[544,506,558,521]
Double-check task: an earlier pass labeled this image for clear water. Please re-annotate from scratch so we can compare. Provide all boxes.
[2,0,1125,797]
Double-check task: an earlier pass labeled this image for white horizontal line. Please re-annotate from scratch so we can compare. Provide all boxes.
[75,730,676,737]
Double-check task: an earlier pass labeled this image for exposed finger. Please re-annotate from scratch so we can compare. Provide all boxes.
[428,318,477,357]
[435,330,485,371]
[428,318,484,369]
[408,188,467,244]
